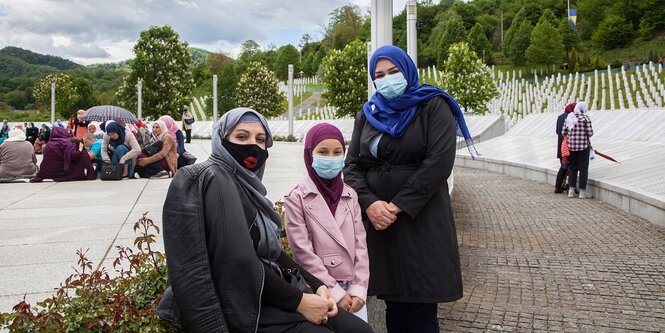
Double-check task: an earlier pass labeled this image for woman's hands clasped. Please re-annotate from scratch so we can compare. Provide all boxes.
[297,286,338,325]
[366,200,402,230]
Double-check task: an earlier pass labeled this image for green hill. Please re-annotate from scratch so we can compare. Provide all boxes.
[0,46,81,71]
[190,47,211,67]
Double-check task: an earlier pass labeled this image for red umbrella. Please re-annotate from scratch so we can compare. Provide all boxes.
[594,149,620,163]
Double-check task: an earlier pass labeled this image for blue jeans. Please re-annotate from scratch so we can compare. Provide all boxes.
[111,144,134,178]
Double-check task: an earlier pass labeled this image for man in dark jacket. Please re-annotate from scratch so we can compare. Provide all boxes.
[25,123,39,145]
[555,102,576,193]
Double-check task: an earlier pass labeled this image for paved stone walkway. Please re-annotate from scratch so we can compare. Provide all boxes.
[426,167,665,332]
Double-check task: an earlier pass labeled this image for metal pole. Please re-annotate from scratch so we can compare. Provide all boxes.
[50,83,55,124]
[501,11,504,47]
[288,65,294,137]
[368,42,374,100]
[299,70,304,113]
[137,79,142,120]
[567,0,570,25]
[212,75,218,124]
[406,0,418,67]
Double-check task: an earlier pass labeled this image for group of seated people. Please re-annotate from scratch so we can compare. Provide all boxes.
[0,115,187,182]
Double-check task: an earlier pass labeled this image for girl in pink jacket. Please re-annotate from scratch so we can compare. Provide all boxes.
[284,123,370,322]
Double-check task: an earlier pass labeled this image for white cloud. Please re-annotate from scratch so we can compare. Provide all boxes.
[0,0,410,65]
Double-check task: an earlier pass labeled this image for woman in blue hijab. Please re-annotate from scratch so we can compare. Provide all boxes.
[344,45,466,333]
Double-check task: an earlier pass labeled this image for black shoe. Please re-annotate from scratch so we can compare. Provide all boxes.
[554,188,564,194]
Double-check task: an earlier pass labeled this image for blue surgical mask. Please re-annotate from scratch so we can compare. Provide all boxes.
[374,72,408,100]
[311,155,345,179]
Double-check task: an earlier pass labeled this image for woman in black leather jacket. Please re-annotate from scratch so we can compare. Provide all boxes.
[157,107,373,333]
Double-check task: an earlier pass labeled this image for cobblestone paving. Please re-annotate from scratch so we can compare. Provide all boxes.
[434,167,665,332]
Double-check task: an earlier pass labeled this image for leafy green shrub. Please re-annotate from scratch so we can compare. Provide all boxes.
[272,134,299,142]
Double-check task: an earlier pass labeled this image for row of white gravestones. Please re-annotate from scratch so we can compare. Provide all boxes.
[189,96,208,121]
[488,63,665,118]
[269,105,346,121]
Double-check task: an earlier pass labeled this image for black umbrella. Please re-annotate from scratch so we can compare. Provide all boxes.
[81,105,137,124]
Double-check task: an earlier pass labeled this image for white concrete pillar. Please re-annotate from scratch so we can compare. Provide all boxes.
[406,0,418,67]
[371,0,393,53]
[137,79,142,120]
[212,75,218,123]
[288,65,294,137]
[50,83,55,124]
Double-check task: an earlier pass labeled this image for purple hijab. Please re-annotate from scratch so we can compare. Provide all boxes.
[46,127,77,172]
[304,123,345,215]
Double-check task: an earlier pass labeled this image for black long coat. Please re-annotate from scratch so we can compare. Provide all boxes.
[556,112,569,159]
[343,96,463,303]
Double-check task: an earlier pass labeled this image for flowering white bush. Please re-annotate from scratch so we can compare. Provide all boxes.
[116,26,193,119]
[322,39,367,118]
[236,61,285,118]
[436,42,498,115]
[33,73,78,117]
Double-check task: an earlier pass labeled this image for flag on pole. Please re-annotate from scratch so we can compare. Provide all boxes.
[569,9,577,29]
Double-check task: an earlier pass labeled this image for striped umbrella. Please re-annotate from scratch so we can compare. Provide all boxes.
[81,105,137,124]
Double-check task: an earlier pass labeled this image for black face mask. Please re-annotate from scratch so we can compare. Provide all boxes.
[222,139,269,172]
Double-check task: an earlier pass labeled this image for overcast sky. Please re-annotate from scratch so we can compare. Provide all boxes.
[0,0,408,65]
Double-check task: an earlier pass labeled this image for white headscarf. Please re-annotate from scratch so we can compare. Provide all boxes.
[5,129,26,142]
[152,120,168,141]
[565,101,587,132]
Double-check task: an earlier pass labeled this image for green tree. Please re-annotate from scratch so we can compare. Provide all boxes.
[116,26,193,119]
[238,40,261,62]
[557,18,580,53]
[274,45,300,81]
[322,39,367,118]
[577,0,607,40]
[70,77,99,112]
[33,73,78,117]
[4,90,29,110]
[323,4,364,50]
[467,23,493,64]
[540,9,558,27]
[592,14,635,50]
[638,0,665,38]
[505,20,533,65]
[207,61,241,117]
[475,14,501,50]
[503,7,527,51]
[431,13,466,66]
[236,62,285,118]
[436,42,498,115]
[526,13,564,71]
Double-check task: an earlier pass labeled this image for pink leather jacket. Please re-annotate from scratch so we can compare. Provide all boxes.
[284,176,370,302]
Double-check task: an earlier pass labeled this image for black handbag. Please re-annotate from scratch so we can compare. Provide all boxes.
[184,118,195,125]
[100,162,123,180]
[177,151,197,168]
[280,267,313,294]
[142,140,163,156]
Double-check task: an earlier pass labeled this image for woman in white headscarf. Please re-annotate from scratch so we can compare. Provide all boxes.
[0,129,38,179]
[562,101,594,199]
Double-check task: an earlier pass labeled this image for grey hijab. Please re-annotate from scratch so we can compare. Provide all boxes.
[211,108,282,262]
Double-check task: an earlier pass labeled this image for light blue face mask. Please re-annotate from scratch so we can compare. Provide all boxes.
[374,72,408,100]
[311,155,345,179]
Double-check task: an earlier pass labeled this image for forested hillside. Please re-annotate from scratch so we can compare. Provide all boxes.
[2,0,664,117]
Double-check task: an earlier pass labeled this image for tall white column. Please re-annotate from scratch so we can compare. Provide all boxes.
[212,75,218,124]
[371,0,393,53]
[406,0,418,67]
[50,83,55,124]
[367,42,374,99]
[137,79,142,120]
[288,64,294,137]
